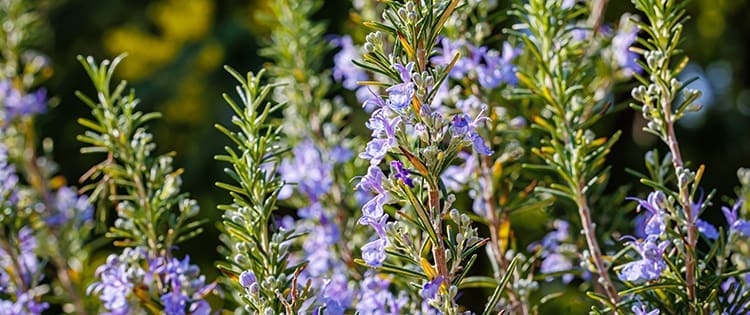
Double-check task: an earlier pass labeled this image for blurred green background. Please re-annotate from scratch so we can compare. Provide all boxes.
[30,0,750,309]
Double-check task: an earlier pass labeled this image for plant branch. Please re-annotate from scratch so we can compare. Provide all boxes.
[575,190,619,312]
[480,155,527,315]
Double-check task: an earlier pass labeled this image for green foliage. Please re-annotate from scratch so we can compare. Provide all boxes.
[76,55,204,254]
[214,68,311,314]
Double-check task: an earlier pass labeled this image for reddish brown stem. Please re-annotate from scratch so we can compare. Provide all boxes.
[665,115,697,314]
[428,189,450,282]
[575,191,619,313]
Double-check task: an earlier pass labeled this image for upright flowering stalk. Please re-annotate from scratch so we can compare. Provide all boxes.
[428,1,558,312]
[215,68,311,313]
[76,55,217,314]
[627,0,707,312]
[257,0,366,312]
[512,0,626,311]
[0,147,42,312]
[619,0,750,312]
[352,1,517,313]
[0,1,103,312]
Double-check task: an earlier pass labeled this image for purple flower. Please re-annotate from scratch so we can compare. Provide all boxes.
[529,220,575,283]
[421,276,443,300]
[451,114,470,136]
[476,43,520,89]
[47,186,94,226]
[315,274,353,315]
[362,239,387,267]
[360,139,391,165]
[0,80,47,122]
[0,227,39,288]
[89,249,214,314]
[613,15,642,77]
[451,109,493,155]
[386,83,414,111]
[357,165,387,195]
[300,207,342,277]
[722,199,750,237]
[239,270,258,291]
[360,195,387,221]
[189,300,211,315]
[0,228,47,315]
[356,272,406,315]
[540,253,574,283]
[386,63,415,111]
[469,133,494,156]
[617,238,669,283]
[362,89,388,112]
[696,219,718,240]
[278,140,333,201]
[632,302,660,315]
[390,160,413,188]
[87,250,140,314]
[331,35,368,91]
[161,288,189,315]
[358,212,388,239]
[420,275,443,313]
[628,191,667,237]
[360,110,400,165]
[329,145,353,163]
[0,292,49,315]
[431,38,473,79]
[441,151,477,191]
[0,144,19,204]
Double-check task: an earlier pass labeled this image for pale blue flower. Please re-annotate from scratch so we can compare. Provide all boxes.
[0,80,47,122]
[476,43,520,88]
[0,292,49,315]
[696,219,719,240]
[627,191,667,237]
[632,302,660,315]
[362,239,387,267]
[722,199,750,237]
[278,140,333,201]
[451,108,493,155]
[239,270,258,291]
[613,15,642,77]
[356,272,406,315]
[617,238,669,283]
[332,35,368,91]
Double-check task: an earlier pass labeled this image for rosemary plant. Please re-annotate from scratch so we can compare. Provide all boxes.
[77,55,217,314]
[2,0,749,314]
[253,0,367,313]
[351,0,520,313]
[611,0,750,313]
[0,1,95,313]
[511,0,623,311]
[215,68,309,314]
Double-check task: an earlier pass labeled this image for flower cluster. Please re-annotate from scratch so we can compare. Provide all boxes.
[88,248,214,315]
[432,38,520,89]
[332,35,370,103]
[0,227,48,314]
[0,80,46,124]
[528,220,578,283]
[46,186,94,226]
[356,165,391,267]
[0,145,19,205]
[618,191,670,283]
[355,271,407,314]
